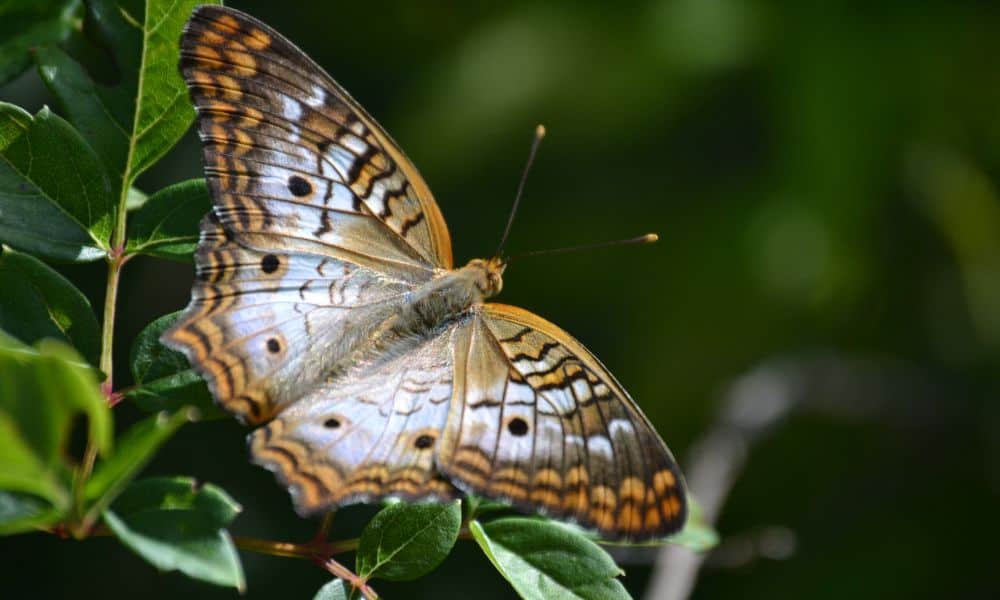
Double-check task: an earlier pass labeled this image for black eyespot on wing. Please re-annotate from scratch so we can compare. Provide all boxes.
[507,418,529,436]
[261,254,279,273]
[414,434,434,449]
[266,338,281,353]
[324,418,341,429]
[288,175,312,196]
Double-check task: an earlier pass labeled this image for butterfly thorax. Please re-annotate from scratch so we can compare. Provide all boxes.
[387,257,506,339]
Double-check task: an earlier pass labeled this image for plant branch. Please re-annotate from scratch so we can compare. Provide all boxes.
[232,535,358,559]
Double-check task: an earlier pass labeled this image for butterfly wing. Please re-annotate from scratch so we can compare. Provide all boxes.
[164,213,412,424]
[248,321,464,512]
[437,304,688,540]
[166,6,455,423]
[179,5,453,270]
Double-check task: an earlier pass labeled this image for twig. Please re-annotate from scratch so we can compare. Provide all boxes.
[232,535,358,559]
[314,555,380,600]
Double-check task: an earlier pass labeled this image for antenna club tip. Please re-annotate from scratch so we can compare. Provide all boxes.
[644,233,659,243]
[535,124,546,138]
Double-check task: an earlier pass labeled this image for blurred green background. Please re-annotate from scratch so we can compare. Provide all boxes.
[2,0,998,597]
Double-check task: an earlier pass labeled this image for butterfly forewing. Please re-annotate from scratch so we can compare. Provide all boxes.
[179,6,452,269]
[438,304,687,540]
[167,6,456,424]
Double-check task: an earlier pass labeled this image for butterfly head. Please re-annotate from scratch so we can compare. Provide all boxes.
[464,256,506,299]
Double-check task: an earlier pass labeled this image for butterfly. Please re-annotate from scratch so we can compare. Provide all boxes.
[164,5,687,541]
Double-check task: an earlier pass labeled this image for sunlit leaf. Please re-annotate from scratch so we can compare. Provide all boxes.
[127,0,222,180]
[104,476,245,590]
[356,500,462,582]
[0,335,111,534]
[0,103,112,261]
[127,179,210,260]
[0,245,100,365]
[35,0,220,211]
[471,517,629,600]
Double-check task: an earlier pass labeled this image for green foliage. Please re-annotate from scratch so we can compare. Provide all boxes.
[471,517,629,600]
[0,103,112,261]
[356,501,462,582]
[127,312,222,418]
[104,476,245,590]
[34,0,216,204]
[84,410,195,519]
[0,335,109,533]
[127,179,211,261]
[0,245,100,365]
[0,0,81,85]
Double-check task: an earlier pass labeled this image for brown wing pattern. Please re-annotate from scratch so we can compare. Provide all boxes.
[179,6,453,270]
[438,304,687,540]
[163,213,411,424]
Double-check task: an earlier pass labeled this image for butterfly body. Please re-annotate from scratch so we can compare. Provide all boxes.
[166,6,687,540]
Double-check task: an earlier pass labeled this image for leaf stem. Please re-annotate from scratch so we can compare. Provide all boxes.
[73,247,128,537]
[69,441,100,538]
[99,252,123,392]
[314,555,380,600]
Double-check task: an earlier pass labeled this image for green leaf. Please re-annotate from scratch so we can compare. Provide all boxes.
[0,336,111,534]
[356,500,462,582]
[0,490,61,534]
[0,245,100,365]
[125,370,224,419]
[104,476,245,590]
[127,179,211,260]
[0,0,82,85]
[465,495,516,518]
[664,496,718,552]
[84,410,196,521]
[0,102,30,149]
[35,0,220,226]
[313,579,351,600]
[131,312,191,384]
[127,312,223,419]
[126,186,149,211]
[34,44,130,183]
[127,0,221,181]
[471,517,630,600]
[0,102,112,261]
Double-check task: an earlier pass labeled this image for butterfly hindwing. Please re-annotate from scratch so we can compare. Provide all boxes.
[163,213,413,424]
[438,304,687,540]
[180,6,452,271]
[248,325,461,511]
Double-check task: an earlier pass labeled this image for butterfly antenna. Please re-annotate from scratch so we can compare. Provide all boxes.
[496,124,546,258]
[512,233,659,260]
